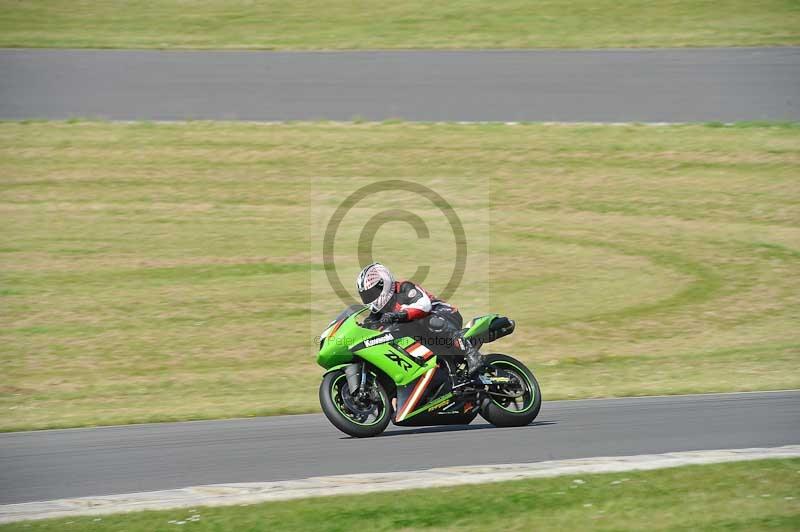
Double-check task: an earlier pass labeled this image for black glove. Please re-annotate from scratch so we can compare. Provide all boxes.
[380,311,407,324]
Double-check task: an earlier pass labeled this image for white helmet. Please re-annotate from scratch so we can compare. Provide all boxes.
[356,262,395,312]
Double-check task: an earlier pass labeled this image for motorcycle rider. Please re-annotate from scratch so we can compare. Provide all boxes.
[356,262,484,378]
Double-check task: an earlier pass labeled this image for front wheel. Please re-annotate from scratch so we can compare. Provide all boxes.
[479,354,542,427]
[319,370,392,438]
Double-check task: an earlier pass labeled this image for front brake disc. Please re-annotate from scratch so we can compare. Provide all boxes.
[340,388,376,416]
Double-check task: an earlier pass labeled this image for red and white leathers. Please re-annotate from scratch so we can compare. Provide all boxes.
[356,263,482,375]
[374,281,480,369]
[382,280,437,321]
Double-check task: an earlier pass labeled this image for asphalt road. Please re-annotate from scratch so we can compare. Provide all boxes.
[1,391,798,505]
[1,48,798,122]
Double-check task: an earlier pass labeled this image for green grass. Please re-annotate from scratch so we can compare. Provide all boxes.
[1,120,799,431]
[0,1,799,49]
[3,459,798,531]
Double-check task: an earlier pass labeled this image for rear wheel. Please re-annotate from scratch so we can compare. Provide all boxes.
[319,370,392,438]
[479,354,542,427]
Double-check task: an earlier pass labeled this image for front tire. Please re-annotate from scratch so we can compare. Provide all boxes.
[319,370,392,438]
[479,354,542,427]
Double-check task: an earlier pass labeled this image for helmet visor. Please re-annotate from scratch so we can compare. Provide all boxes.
[358,280,384,305]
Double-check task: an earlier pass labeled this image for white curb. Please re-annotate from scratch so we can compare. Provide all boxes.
[2,445,798,523]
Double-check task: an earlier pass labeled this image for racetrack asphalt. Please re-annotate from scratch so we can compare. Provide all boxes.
[1,391,798,505]
[1,48,798,122]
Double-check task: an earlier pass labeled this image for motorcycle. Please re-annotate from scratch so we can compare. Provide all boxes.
[316,304,541,437]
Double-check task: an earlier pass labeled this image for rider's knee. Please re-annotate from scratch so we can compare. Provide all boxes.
[427,315,446,333]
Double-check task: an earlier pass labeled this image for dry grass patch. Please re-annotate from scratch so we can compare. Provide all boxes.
[1,121,799,430]
[0,1,798,49]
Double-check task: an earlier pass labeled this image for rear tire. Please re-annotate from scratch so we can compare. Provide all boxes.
[479,354,542,427]
[319,370,392,438]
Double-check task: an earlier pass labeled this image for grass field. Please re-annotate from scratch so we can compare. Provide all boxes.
[3,459,798,531]
[1,121,799,431]
[1,1,799,49]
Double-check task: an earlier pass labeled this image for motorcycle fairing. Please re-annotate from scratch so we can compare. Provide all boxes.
[318,305,438,386]
[392,363,478,426]
[463,314,515,344]
[394,366,438,422]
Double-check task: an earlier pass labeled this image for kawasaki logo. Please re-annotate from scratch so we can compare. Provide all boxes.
[364,333,394,347]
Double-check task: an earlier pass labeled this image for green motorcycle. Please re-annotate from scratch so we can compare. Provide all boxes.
[316,305,542,438]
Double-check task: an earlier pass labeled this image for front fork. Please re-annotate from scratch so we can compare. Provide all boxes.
[344,361,364,394]
[344,361,379,402]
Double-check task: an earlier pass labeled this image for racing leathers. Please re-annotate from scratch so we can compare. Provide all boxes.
[365,281,483,376]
